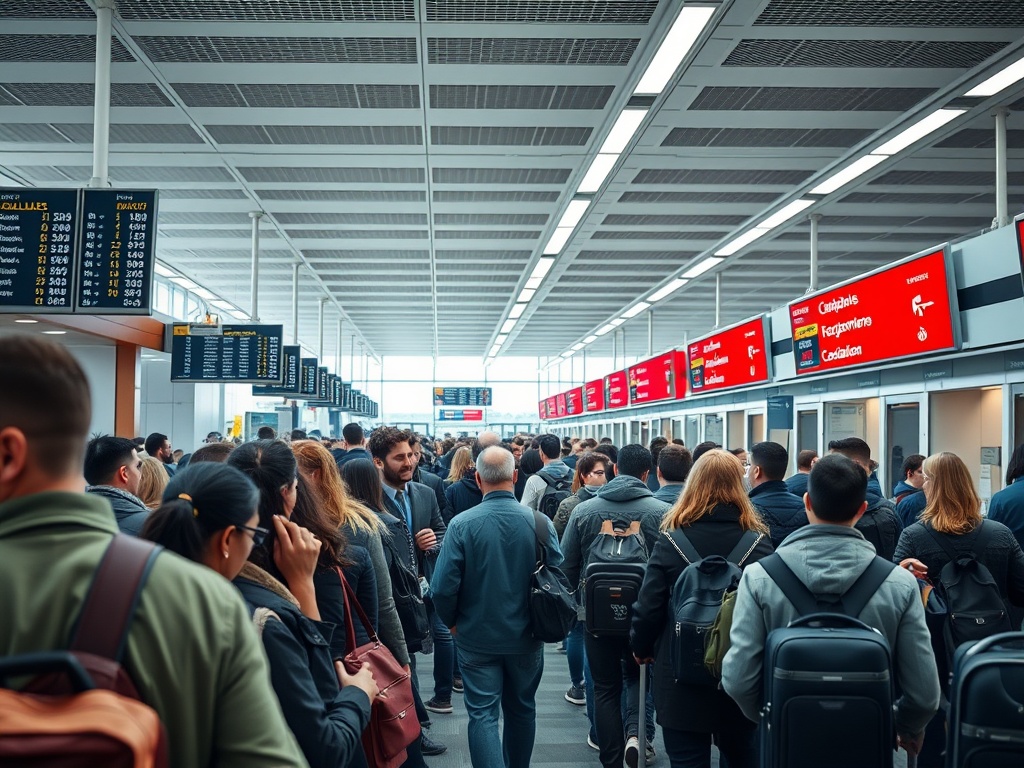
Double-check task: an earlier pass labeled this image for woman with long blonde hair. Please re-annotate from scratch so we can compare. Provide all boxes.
[443,445,474,488]
[632,450,773,768]
[292,439,410,669]
[137,456,170,509]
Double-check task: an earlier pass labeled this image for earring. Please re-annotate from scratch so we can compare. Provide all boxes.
[223,551,229,559]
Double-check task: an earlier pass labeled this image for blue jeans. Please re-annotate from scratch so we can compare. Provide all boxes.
[427,604,454,700]
[566,619,586,686]
[623,664,655,743]
[662,726,757,768]
[459,647,544,768]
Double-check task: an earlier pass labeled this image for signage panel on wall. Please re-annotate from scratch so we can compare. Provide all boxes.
[538,399,548,420]
[789,246,959,376]
[628,350,683,405]
[170,323,283,383]
[437,409,484,422]
[604,370,629,409]
[545,395,558,418]
[585,378,605,412]
[566,387,584,416]
[555,392,567,418]
[688,316,771,394]
[433,387,492,407]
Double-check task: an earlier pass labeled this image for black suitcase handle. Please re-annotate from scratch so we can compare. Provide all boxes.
[961,630,1024,658]
[0,651,97,692]
[787,613,876,632]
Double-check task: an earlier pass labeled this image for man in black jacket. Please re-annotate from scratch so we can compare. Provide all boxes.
[84,435,150,535]
[748,441,808,548]
[411,435,452,523]
[828,437,903,560]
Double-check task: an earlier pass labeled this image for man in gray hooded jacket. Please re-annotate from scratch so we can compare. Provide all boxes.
[722,453,940,757]
[84,435,151,535]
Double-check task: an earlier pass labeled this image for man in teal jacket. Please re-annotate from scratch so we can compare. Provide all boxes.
[431,446,563,768]
[0,336,307,768]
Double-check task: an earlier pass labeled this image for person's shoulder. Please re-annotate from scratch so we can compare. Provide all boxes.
[143,550,252,622]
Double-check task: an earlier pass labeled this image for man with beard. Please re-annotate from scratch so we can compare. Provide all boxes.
[144,432,175,477]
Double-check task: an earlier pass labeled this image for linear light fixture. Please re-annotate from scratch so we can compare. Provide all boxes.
[610,317,626,327]
[495,334,508,345]
[488,344,500,358]
[873,109,966,156]
[758,199,816,230]
[211,300,235,311]
[543,227,576,255]
[682,256,725,279]
[584,334,598,343]
[621,301,651,319]
[715,228,770,257]
[530,257,556,280]
[169,276,199,290]
[809,153,888,196]
[578,153,620,194]
[509,303,527,319]
[572,342,586,351]
[557,199,591,230]
[965,55,1024,97]
[154,262,177,277]
[516,288,536,303]
[192,287,216,300]
[561,350,575,359]
[595,323,617,336]
[634,5,718,95]
[599,109,648,154]
[500,319,517,335]
[525,276,543,290]
[647,278,689,302]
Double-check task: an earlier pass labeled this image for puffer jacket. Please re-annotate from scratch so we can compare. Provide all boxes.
[85,484,150,536]
[722,524,940,736]
[445,473,483,520]
[553,485,598,541]
[855,493,903,561]
[749,480,808,548]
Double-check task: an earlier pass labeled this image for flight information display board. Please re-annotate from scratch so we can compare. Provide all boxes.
[438,409,484,422]
[585,378,605,412]
[252,345,302,396]
[170,323,284,383]
[688,317,771,394]
[604,370,629,409]
[566,387,584,416]
[0,188,79,312]
[300,358,319,396]
[76,189,156,314]
[318,367,329,400]
[789,247,958,376]
[629,351,684,404]
[433,387,492,407]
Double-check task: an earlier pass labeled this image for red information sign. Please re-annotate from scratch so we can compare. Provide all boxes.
[688,317,770,394]
[789,246,958,376]
[566,387,584,416]
[1016,214,1024,278]
[585,378,605,412]
[605,370,629,409]
[555,392,567,418]
[628,351,683,404]
[545,396,558,418]
[538,399,548,420]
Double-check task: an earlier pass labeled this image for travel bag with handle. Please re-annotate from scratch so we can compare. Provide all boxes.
[758,553,898,768]
[527,510,577,642]
[0,534,168,768]
[946,631,1024,767]
[337,568,419,768]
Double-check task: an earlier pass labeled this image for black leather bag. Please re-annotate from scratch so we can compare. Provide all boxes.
[527,510,577,643]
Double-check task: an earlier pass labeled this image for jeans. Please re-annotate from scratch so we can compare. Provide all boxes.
[662,727,757,768]
[427,604,454,700]
[459,647,544,768]
[623,664,655,743]
[585,633,640,768]
[566,619,586,686]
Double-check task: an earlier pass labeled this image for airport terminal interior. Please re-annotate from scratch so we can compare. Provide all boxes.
[3,1,1024,767]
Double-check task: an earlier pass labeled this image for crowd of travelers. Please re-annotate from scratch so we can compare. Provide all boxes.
[3,335,1024,767]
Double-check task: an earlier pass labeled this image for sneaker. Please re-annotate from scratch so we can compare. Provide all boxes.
[452,676,464,693]
[424,696,453,714]
[564,684,586,705]
[420,732,447,756]
[557,641,567,653]
[624,736,640,768]
[646,743,656,764]
[587,735,599,751]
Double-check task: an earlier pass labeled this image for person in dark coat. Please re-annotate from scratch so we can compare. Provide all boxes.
[412,436,452,522]
[748,441,808,548]
[986,443,1024,551]
[83,435,151,535]
[631,450,773,768]
[829,438,903,560]
[784,449,816,497]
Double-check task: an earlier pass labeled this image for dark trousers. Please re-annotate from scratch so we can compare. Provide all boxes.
[662,726,757,768]
[585,633,640,768]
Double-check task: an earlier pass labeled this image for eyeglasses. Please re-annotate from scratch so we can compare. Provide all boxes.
[235,524,270,546]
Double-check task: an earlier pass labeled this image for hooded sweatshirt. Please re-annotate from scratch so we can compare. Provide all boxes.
[85,484,151,536]
[521,458,573,512]
[722,524,940,736]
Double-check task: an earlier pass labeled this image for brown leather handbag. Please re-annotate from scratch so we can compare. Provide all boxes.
[337,568,419,768]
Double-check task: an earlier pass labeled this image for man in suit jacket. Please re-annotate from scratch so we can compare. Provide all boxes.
[369,426,455,716]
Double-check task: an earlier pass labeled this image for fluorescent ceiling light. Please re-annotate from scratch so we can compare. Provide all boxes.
[561,350,575,359]
[154,262,177,277]
[14,318,38,324]
[810,153,888,195]
[495,334,508,345]
[599,109,648,155]
[965,55,1024,97]
[578,154,619,194]
[610,317,626,327]
[572,343,586,351]
[42,330,66,335]
[873,109,966,156]
[488,345,500,358]
[517,288,536,303]
[595,323,617,337]
[169,276,198,290]
[634,5,717,95]
[543,227,575,255]
[621,301,651,319]
[192,287,216,300]
[647,278,689,303]
[557,200,591,230]
[525,277,543,290]
[530,257,555,280]
[715,228,770,257]
[500,319,517,335]
[584,335,598,343]
[759,199,815,230]
[682,256,725,278]
[509,303,527,319]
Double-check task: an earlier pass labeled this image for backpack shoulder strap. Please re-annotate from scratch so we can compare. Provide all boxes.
[532,509,551,564]
[726,530,763,567]
[970,519,997,553]
[70,534,162,662]
[758,553,820,617]
[840,557,897,618]
[537,472,559,489]
[663,528,700,565]
[923,522,960,562]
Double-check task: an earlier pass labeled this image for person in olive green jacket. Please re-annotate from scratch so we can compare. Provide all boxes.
[0,335,308,768]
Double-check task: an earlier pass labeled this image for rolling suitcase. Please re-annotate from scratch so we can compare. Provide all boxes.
[946,631,1024,767]
[759,554,897,768]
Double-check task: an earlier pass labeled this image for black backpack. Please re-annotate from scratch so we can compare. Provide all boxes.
[380,527,429,652]
[536,473,572,521]
[527,510,577,642]
[583,519,649,636]
[662,528,763,685]
[926,521,1012,664]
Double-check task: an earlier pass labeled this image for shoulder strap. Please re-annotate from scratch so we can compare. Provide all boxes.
[532,509,550,565]
[337,566,378,653]
[726,530,763,567]
[538,472,558,489]
[841,557,897,618]
[758,553,821,617]
[663,528,701,565]
[70,534,162,662]
[923,523,959,562]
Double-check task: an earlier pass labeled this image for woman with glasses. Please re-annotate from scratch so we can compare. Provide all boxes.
[553,452,610,540]
[226,440,379,768]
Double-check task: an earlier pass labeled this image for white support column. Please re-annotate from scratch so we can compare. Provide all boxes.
[350,336,356,382]
[89,0,117,188]
[249,211,263,321]
[336,316,343,374]
[291,262,300,345]
[809,213,822,293]
[994,107,1011,229]
[647,311,654,356]
[612,330,618,368]
[714,273,722,328]
[317,297,326,360]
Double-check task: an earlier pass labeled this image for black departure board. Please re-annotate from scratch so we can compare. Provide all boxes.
[318,367,329,400]
[308,374,343,407]
[300,358,319,395]
[76,189,156,314]
[170,323,284,383]
[0,188,79,312]
[252,345,302,396]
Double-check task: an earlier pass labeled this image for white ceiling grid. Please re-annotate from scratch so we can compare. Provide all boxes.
[0,0,1022,365]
